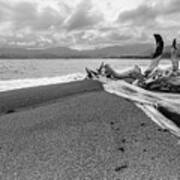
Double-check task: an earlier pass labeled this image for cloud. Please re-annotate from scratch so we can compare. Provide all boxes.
[0,1,64,32]
[0,0,180,49]
[66,0,103,31]
[12,2,63,31]
[66,28,141,49]
[118,0,180,27]
[12,2,37,27]
[163,0,180,15]
[118,4,158,26]
[0,1,13,21]
[107,32,133,42]
[116,0,180,45]
[0,1,65,48]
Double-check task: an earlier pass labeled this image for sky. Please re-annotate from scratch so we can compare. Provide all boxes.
[0,0,180,49]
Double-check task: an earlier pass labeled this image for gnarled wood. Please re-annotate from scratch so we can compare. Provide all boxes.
[171,39,179,72]
[144,34,164,77]
[85,34,180,93]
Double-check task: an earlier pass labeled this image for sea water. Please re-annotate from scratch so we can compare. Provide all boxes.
[0,59,172,92]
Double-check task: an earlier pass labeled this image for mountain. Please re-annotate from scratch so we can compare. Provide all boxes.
[84,43,154,58]
[0,43,175,59]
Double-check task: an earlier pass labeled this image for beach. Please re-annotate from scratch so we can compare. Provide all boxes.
[0,80,180,180]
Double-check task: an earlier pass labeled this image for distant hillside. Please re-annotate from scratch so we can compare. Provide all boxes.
[0,43,178,59]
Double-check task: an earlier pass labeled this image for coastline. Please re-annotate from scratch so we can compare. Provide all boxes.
[0,80,179,179]
[0,80,102,114]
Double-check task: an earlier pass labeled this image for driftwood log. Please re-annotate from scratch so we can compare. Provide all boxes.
[85,34,180,138]
[140,35,180,92]
[86,34,180,93]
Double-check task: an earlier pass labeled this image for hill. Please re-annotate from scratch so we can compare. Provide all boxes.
[0,43,178,59]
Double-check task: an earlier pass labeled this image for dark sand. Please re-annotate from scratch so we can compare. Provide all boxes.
[0,80,180,180]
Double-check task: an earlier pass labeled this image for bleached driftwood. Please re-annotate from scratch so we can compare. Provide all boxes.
[86,34,180,92]
[140,36,180,92]
[85,34,180,138]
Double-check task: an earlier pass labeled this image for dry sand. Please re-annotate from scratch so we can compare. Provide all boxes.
[0,80,179,180]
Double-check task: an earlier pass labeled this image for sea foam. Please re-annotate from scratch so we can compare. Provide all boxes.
[0,73,85,92]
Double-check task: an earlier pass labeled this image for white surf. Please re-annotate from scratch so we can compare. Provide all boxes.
[0,73,85,92]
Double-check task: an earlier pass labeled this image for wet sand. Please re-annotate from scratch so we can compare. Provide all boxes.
[0,80,179,179]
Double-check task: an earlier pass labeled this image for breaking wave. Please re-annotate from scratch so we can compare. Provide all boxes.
[0,73,85,92]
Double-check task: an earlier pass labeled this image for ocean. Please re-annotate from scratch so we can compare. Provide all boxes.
[0,58,172,92]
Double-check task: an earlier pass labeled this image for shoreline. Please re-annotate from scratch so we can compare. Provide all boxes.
[0,79,179,179]
[0,79,103,114]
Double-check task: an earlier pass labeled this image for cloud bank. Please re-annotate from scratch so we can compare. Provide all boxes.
[0,0,180,49]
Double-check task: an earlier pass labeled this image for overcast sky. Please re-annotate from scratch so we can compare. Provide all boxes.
[0,0,180,49]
